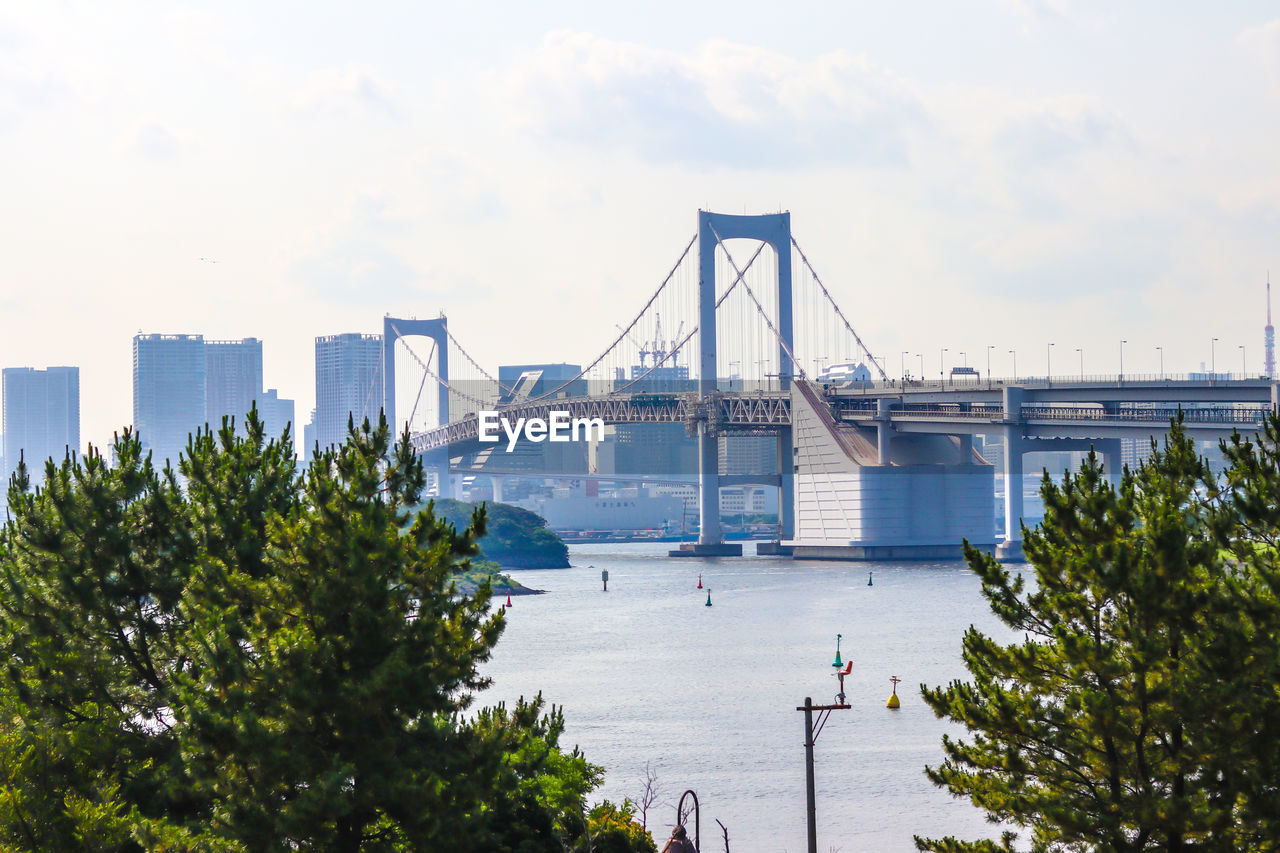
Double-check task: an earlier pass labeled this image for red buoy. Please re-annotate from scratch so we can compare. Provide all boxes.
[697,573,703,589]
[505,593,513,607]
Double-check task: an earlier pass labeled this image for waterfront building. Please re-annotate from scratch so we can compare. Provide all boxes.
[2,366,79,486]
[205,338,263,430]
[497,363,586,403]
[816,360,874,387]
[718,434,776,476]
[133,334,206,465]
[314,333,383,451]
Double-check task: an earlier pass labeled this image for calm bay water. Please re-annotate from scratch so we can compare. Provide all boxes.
[483,544,1025,853]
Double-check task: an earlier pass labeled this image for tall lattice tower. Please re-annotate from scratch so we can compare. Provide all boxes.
[1267,274,1276,380]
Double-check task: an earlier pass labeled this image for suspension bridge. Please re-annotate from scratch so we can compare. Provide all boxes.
[372,210,1276,561]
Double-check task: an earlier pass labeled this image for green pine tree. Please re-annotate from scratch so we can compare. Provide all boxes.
[918,417,1280,851]
[0,411,603,851]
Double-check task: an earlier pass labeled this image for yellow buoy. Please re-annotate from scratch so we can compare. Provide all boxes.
[887,675,902,709]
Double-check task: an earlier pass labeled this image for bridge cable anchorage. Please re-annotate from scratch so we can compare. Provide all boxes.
[404,335,438,430]
[389,322,496,414]
[790,235,888,381]
[521,232,698,404]
[445,325,517,397]
[708,224,807,381]
[610,241,767,396]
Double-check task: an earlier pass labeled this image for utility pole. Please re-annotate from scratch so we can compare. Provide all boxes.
[797,696,848,853]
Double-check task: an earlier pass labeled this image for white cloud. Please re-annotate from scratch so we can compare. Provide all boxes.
[295,64,402,119]
[119,120,185,161]
[1240,18,1280,81]
[500,32,926,168]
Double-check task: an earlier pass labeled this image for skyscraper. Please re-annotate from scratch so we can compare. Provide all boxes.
[133,334,206,465]
[314,333,383,451]
[2,366,79,487]
[257,388,296,446]
[205,338,263,429]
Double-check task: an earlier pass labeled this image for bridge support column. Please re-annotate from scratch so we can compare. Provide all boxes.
[957,433,974,463]
[997,428,1025,562]
[778,427,795,541]
[996,386,1027,562]
[1097,438,1123,489]
[491,476,504,504]
[875,398,893,464]
[670,426,742,557]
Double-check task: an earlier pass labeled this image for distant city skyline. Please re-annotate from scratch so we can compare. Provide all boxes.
[3,3,1280,452]
[2,366,79,486]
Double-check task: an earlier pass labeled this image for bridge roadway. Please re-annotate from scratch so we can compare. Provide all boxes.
[411,377,1275,456]
[409,377,1277,559]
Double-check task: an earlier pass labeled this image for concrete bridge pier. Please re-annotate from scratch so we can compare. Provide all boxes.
[1097,437,1123,489]
[670,426,742,557]
[875,398,893,463]
[996,427,1026,562]
[996,386,1026,562]
[778,427,795,540]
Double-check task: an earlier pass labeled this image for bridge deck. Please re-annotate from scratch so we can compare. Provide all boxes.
[410,380,1273,455]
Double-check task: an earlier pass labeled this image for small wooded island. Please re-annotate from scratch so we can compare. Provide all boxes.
[426,499,571,596]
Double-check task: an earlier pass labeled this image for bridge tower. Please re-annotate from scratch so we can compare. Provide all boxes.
[384,316,451,494]
[676,211,796,557]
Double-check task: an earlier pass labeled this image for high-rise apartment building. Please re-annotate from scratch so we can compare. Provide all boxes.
[2,366,79,487]
[205,338,263,429]
[257,388,295,445]
[133,334,206,465]
[314,333,383,451]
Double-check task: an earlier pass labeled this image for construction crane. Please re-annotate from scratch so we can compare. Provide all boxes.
[616,324,652,367]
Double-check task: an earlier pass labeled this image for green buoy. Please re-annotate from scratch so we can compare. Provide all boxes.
[868,571,873,586]
[832,633,843,667]
[705,588,712,607]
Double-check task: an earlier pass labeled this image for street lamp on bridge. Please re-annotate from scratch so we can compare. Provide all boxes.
[1212,337,1219,382]
[1075,347,1083,381]
[901,351,909,381]
[1009,349,1017,382]
[986,345,994,386]
[940,347,948,384]
[1240,344,1246,379]
[1120,339,1127,383]
[1156,346,1163,381]
[916,353,923,379]
[1047,342,1055,384]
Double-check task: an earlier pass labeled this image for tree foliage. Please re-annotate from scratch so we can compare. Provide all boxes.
[428,500,570,569]
[0,412,600,851]
[576,800,656,853]
[918,417,1280,852]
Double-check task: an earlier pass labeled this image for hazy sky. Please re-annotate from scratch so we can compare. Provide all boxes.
[4,1,1279,450]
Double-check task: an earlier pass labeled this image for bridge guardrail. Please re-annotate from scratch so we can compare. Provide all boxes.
[1021,405,1267,425]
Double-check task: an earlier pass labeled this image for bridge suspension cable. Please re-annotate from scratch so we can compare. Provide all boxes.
[791,236,888,381]
[446,325,516,397]
[404,335,437,429]
[521,232,699,403]
[609,241,768,395]
[710,224,807,381]
[390,321,497,416]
